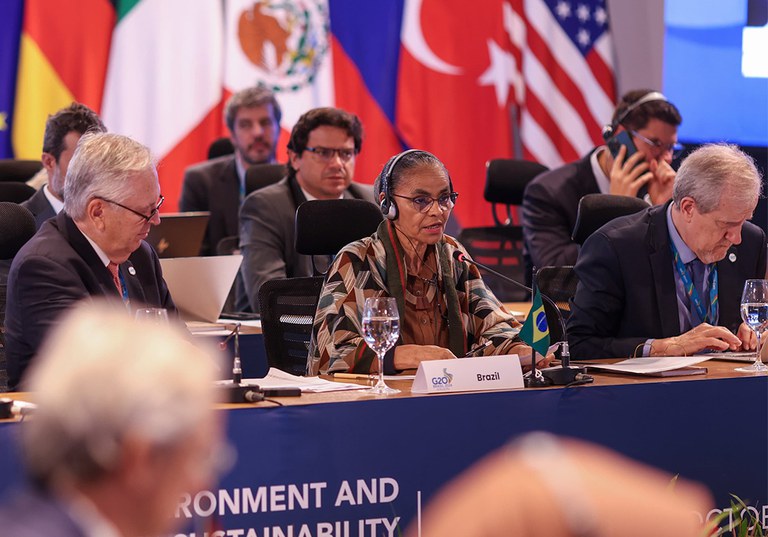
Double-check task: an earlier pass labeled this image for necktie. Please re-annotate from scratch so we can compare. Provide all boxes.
[689,259,707,301]
[107,262,124,296]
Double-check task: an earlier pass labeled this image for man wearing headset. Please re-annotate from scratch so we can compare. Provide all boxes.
[522,89,683,269]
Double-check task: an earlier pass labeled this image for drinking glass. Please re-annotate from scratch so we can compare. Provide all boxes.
[135,307,169,325]
[737,279,768,373]
[362,297,401,395]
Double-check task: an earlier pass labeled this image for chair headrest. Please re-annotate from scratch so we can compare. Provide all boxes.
[245,163,287,195]
[0,182,36,203]
[207,137,234,160]
[0,202,36,259]
[572,194,650,245]
[295,199,383,256]
[0,159,43,183]
[484,159,549,205]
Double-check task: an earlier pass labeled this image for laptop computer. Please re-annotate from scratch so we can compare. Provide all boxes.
[146,212,210,258]
[160,255,242,322]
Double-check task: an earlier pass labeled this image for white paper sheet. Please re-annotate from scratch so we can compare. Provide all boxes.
[583,355,712,374]
[217,368,367,393]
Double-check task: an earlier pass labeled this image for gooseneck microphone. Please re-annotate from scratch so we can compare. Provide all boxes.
[452,250,590,386]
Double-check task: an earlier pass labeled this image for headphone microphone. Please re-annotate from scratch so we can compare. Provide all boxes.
[602,91,669,142]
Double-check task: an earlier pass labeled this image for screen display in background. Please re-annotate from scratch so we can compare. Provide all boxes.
[664,0,768,146]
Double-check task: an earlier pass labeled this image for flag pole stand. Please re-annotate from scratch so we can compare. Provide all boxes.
[525,350,552,388]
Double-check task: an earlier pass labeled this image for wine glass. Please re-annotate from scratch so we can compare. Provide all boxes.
[135,307,169,325]
[737,279,768,373]
[362,297,401,395]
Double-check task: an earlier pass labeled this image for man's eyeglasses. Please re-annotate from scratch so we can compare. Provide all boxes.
[305,146,356,163]
[630,130,684,157]
[392,192,459,213]
[97,195,164,222]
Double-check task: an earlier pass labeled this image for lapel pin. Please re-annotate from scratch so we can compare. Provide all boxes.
[728,253,736,263]
[128,266,136,276]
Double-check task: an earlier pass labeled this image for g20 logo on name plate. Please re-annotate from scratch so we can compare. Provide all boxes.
[236,0,329,93]
[431,368,454,390]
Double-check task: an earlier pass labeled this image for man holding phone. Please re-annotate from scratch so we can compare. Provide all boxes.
[522,89,682,269]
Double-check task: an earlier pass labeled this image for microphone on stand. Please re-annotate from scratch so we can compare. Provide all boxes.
[452,250,590,386]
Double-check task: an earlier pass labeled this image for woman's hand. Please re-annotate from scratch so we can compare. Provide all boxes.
[514,344,555,371]
[393,344,457,370]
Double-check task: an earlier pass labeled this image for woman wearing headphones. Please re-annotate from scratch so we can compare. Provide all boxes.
[308,149,552,376]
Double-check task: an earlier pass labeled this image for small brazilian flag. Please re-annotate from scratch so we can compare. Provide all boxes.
[519,281,550,357]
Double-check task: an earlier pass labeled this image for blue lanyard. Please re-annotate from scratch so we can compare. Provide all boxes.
[670,242,718,325]
[117,268,129,303]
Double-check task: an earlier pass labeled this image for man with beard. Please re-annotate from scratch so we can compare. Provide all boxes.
[179,86,281,256]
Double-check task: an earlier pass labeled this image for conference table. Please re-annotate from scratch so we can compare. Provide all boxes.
[1,359,766,535]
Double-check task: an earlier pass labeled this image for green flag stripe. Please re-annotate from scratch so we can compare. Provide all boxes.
[115,0,142,22]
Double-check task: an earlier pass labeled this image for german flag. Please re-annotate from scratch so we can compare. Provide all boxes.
[11,0,115,158]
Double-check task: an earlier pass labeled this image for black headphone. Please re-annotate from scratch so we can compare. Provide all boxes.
[379,149,452,221]
[602,91,669,141]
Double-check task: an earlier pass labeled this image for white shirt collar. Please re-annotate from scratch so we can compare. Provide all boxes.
[42,184,65,214]
[590,146,611,194]
[79,229,112,267]
[299,186,344,202]
[63,491,124,537]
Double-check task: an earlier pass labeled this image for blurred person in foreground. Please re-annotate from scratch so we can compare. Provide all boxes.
[0,301,224,537]
[567,144,765,359]
[309,149,552,375]
[408,432,713,537]
[5,132,174,390]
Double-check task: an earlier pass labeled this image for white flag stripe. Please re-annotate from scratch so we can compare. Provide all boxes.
[524,0,613,127]
[523,51,595,156]
[102,0,223,157]
[520,110,565,168]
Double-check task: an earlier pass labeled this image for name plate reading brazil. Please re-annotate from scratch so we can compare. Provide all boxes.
[411,355,524,394]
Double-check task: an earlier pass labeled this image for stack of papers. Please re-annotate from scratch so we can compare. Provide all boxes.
[583,356,711,376]
[218,368,367,393]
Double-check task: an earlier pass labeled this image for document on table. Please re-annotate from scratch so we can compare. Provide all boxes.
[219,368,368,393]
[583,355,712,375]
[187,319,261,336]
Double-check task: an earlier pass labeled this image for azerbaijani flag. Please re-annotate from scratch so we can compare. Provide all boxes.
[519,279,550,357]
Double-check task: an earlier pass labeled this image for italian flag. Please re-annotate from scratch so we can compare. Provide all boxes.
[102,0,225,211]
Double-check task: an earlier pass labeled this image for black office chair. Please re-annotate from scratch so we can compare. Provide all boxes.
[0,182,36,203]
[258,276,325,376]
[572,193,650,245]
[457,159,548,301]
[207,137,234,160]
[535,266,579,345]
[0,159,43,183]
[245,163,287,196]
[0,203,37,392]
[295,199,383,274]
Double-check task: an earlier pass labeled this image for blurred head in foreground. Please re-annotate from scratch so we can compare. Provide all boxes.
[21,301,222,537]
[407,432,713,537]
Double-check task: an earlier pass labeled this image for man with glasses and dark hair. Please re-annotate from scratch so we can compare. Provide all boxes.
[5,132,176,390]
[180,85,282,256]
[239,107,375,312]
[522,89,683,270]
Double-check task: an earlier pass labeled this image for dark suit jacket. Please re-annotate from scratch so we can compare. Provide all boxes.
[522,151,599,268]
[179,155,239,256]
[0,487,86,537]
[5,212,176,390]
[238,175,375,312]
[567,202,767,359]
[20,186,56,230]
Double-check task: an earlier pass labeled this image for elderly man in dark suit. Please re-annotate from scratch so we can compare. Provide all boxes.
[567,144,766,359]
[0,302,222,537]
[5,133,175,390]
[239,107,375,312]
[179,86,282,256]
[21,102,106,229]
[522,89,682,269]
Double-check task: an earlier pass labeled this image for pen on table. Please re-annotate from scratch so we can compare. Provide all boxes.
[332,372,374,380]
[463,341,492,358]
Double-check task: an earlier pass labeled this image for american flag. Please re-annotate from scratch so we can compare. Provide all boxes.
[509,0,617,168]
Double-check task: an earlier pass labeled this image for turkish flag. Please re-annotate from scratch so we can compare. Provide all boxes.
[396,0,520,228]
